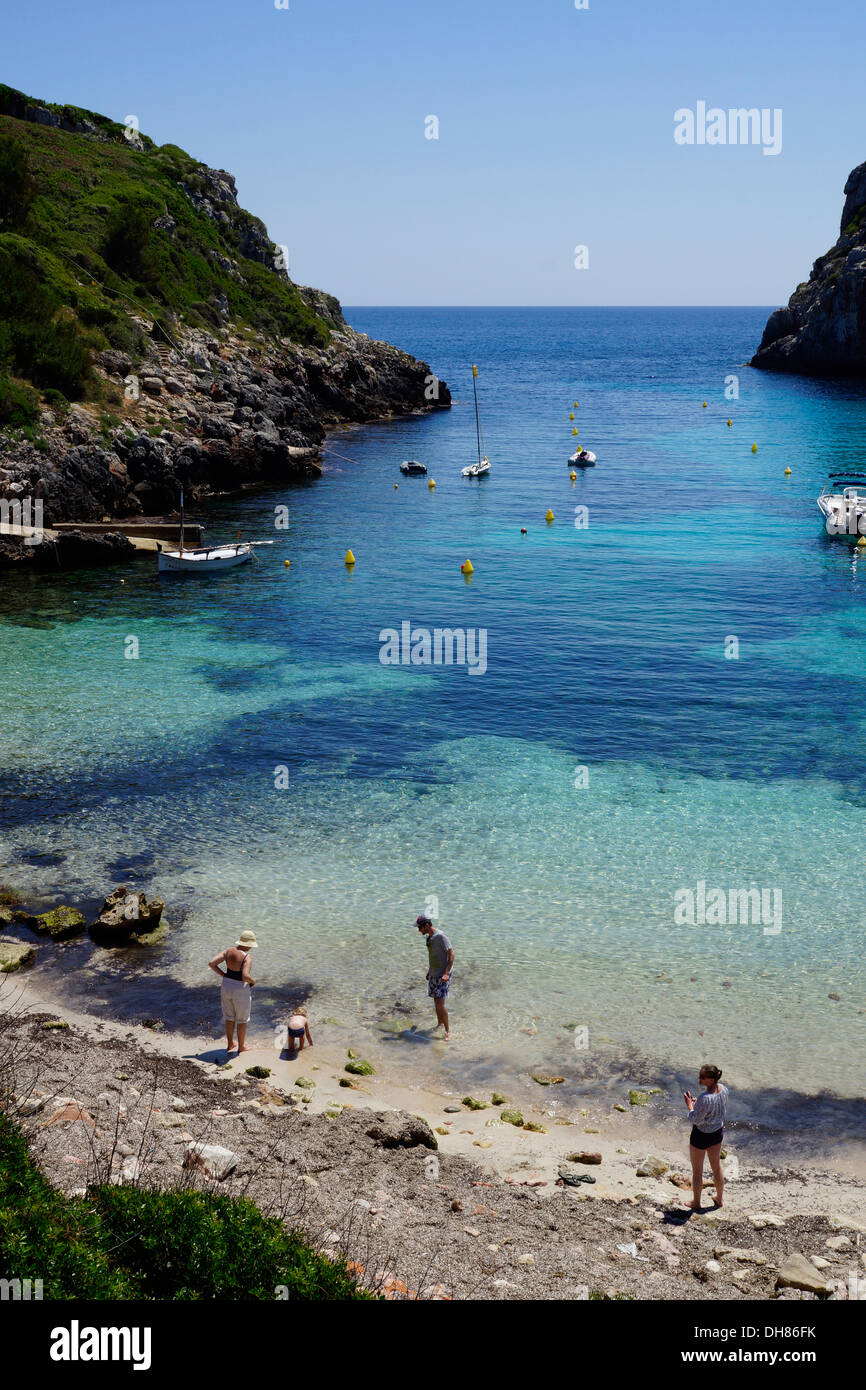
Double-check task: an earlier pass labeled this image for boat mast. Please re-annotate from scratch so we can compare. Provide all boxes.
[472,364,482,467]
[179,487,185,556]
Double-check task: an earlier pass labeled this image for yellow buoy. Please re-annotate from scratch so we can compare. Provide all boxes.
[784,467,792,476]
[345,549,355,565]
[573,401,578,408]
[751,443,758,453]
[569,470,577,480]
[569,413,574,421]
[572,428,578,436]
[428,479,436,489]
[394,483,398,489]
[461,558,474,574]
[702,401,707,408]
[284,559,290,568]
[545,509,555,522]
[727,419,732,427]
[857,536,866,548]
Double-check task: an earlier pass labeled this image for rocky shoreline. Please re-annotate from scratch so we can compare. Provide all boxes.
[0,308,449,569]
[752,158,866,375]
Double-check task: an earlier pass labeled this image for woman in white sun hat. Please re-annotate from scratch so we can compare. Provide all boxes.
[209,931,258,1056]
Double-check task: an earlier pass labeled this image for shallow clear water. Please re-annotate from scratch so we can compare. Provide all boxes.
[2,308,865,1139]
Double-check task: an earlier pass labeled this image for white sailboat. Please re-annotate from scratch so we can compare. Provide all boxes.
[157,490,270,573]
[461,365,491,477]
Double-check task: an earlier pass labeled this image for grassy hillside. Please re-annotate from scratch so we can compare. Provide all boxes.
[0,84,333,428]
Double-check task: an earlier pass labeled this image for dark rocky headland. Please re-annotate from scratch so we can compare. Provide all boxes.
[752,159,866,375]
[0,86,449,567]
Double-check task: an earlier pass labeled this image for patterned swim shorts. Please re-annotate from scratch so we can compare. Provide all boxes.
[428,973,451,999]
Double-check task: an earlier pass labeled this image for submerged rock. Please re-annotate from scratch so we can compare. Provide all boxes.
[89,886,166,945]
[32,905,87,940]
[462,1096,488,1110]
[345,1059,374,1076]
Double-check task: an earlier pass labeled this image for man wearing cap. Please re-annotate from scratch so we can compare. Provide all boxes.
[416,915,454,1040]
[209,930,258,1055]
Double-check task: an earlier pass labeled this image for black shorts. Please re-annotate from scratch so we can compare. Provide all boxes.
[690,1125,723,1150]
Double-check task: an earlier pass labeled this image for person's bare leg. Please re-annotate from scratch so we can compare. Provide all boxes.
[686,1145,705,1209]
[434,997,450,1040]
[707,1142,724,1207]
[225,1020,235,1053]
[297,1036,305,1053]
[237,1021,251,1053]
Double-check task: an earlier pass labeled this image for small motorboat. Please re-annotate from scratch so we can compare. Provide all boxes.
[400,460,427,475]
[462,456,490,478]
[569,448,597,467]
[817,473,866,536]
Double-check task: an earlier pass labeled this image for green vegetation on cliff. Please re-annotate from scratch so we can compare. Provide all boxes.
[0,83,332,412]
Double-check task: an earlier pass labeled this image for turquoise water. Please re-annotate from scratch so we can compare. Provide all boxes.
[2,308,865,1139]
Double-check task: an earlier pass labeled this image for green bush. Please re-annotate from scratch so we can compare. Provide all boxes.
[0,374,39,428]
[91,1186,371,1300]
[0,1114,371,1301]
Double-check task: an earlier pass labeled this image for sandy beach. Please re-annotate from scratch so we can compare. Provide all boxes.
[3,969,863,1301]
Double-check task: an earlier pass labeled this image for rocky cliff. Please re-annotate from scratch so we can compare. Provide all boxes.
[752,161,866,375]
[0,86,450,555]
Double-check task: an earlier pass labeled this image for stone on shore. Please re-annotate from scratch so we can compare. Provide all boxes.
[532,1074,564,1085]
[567,1151,603,1165]
[501,1109,524,1127]
[776,1253,831,1294]
[184,1142,238,1181]
[628,1090,648,1106]
[636,1155,669,1178]
[462,1096,488,1110]
[365,1113,437,1150]
[0,941,36,972]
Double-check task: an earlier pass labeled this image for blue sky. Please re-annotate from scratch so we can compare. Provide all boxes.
[4,0,865,305]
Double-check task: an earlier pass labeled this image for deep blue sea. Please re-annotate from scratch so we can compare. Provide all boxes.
[2,308,865,1144]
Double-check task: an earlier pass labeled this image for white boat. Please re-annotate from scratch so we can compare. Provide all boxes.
[462,457,490,478]
[817,473,866,537]
[158,541,253,573]
[400,459,427,475]
[569,448,597,467]
[157,489,270,573]
[461,364,491,478]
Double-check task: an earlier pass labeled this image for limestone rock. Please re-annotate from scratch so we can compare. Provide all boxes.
[89,886,166,945]
[0,941,36,972]
[183,1142,238,1180]
[776,1253,831,1294]
[636,1155,669,1178]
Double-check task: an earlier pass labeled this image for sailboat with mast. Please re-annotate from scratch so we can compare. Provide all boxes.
[461,364,491,477]
[157,489,269,573]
